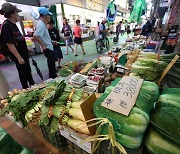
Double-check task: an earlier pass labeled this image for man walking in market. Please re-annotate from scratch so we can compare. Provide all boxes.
[33,7,57,79]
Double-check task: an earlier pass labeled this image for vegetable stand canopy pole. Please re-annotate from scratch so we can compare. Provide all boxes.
[158,55,179,85]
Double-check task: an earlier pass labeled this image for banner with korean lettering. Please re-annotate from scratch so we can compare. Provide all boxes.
[101,76,143,116]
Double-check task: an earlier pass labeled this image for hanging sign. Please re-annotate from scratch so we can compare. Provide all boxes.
[102,76,143,116]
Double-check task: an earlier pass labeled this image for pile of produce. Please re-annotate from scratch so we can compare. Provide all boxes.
[84,59,106,75]
[69,73,87,88]
[59,68,72,77]
[160,52,180,88]
[130,52,168,82]
[145,88,180,153]
[84,59,107,87]
[0,81,66,127]
[129,51,180,84]
[59,61,87,77]
[125,49,140,70]
[93,78,159,148]
[86,75,103,87]
[104,72,123,87]
[145,129,180,154]
[61,100,90,135]
[39,83,90,134]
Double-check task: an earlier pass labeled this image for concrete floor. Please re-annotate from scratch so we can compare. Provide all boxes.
[0,35,127,90]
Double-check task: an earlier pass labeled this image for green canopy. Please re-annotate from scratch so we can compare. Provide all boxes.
[129,0,147,23]
[49,5,58,29]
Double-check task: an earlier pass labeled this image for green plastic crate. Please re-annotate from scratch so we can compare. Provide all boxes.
[40,125,67,151]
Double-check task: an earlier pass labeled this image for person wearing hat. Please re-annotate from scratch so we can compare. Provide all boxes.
[0,3,35,89]
[99,18,109,40]
[47,18,63,69]
[33,7,57,79]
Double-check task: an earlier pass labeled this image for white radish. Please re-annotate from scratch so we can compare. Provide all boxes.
[69,108,85,121]
[67,118,90,135]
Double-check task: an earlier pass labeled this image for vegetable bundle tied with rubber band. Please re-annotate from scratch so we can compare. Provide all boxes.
[40,84,90,134]
[93,78,159,148]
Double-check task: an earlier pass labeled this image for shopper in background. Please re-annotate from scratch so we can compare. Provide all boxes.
[47,18,63,69]
[61,18,74,55]
[0,3,35,89]
[73,19,85,56]
[126,24,131,37]
[116,21,121,38]
[121,22,125,36]
[33,7,57,78]
[141,21,152,37]
[99,18,108,40]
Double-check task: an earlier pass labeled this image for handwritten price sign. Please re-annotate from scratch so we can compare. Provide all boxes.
[102,76,143,116]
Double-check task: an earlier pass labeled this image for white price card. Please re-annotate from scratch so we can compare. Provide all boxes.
[101,76,143,116]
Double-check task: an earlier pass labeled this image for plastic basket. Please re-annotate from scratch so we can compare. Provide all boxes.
[40,125,67,151]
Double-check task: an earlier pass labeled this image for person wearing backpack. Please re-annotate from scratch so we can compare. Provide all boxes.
[0,3,35,89]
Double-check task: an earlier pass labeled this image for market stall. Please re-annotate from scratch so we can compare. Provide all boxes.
[0,26,180,154]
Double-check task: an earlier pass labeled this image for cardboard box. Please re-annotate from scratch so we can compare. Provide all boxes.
[80,93,97,135]
[60,127,92,153]
[60,93,97,153]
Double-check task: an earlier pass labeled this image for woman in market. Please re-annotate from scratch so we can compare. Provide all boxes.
[73,19,85,56]
[61,18,74,55]
[47,18,63,69]
[0,3,35,89]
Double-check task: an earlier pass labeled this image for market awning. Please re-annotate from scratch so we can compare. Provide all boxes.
[129,0,147,23]
[7,0,40,6]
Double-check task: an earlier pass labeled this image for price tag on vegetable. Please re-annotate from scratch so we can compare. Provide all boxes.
[102,76,143,116]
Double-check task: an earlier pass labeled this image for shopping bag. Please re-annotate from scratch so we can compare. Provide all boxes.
[68,36,74,45]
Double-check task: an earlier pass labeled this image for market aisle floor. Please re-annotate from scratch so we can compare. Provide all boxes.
[0,34,127,90]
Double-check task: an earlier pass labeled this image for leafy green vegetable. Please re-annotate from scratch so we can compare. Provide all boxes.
[151,88,180,145]
[59,68,72,77]
[72,89,83,102]
[52,105,65,118]
[50,117,59,134]
[131,59,167,82]
[43,80,66,106]
[138,51,180,87]
[145,129,180,154]
[40,105,50,126]
[93,78,159,148]
[116,132,143,149]
[7,90,43,126]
